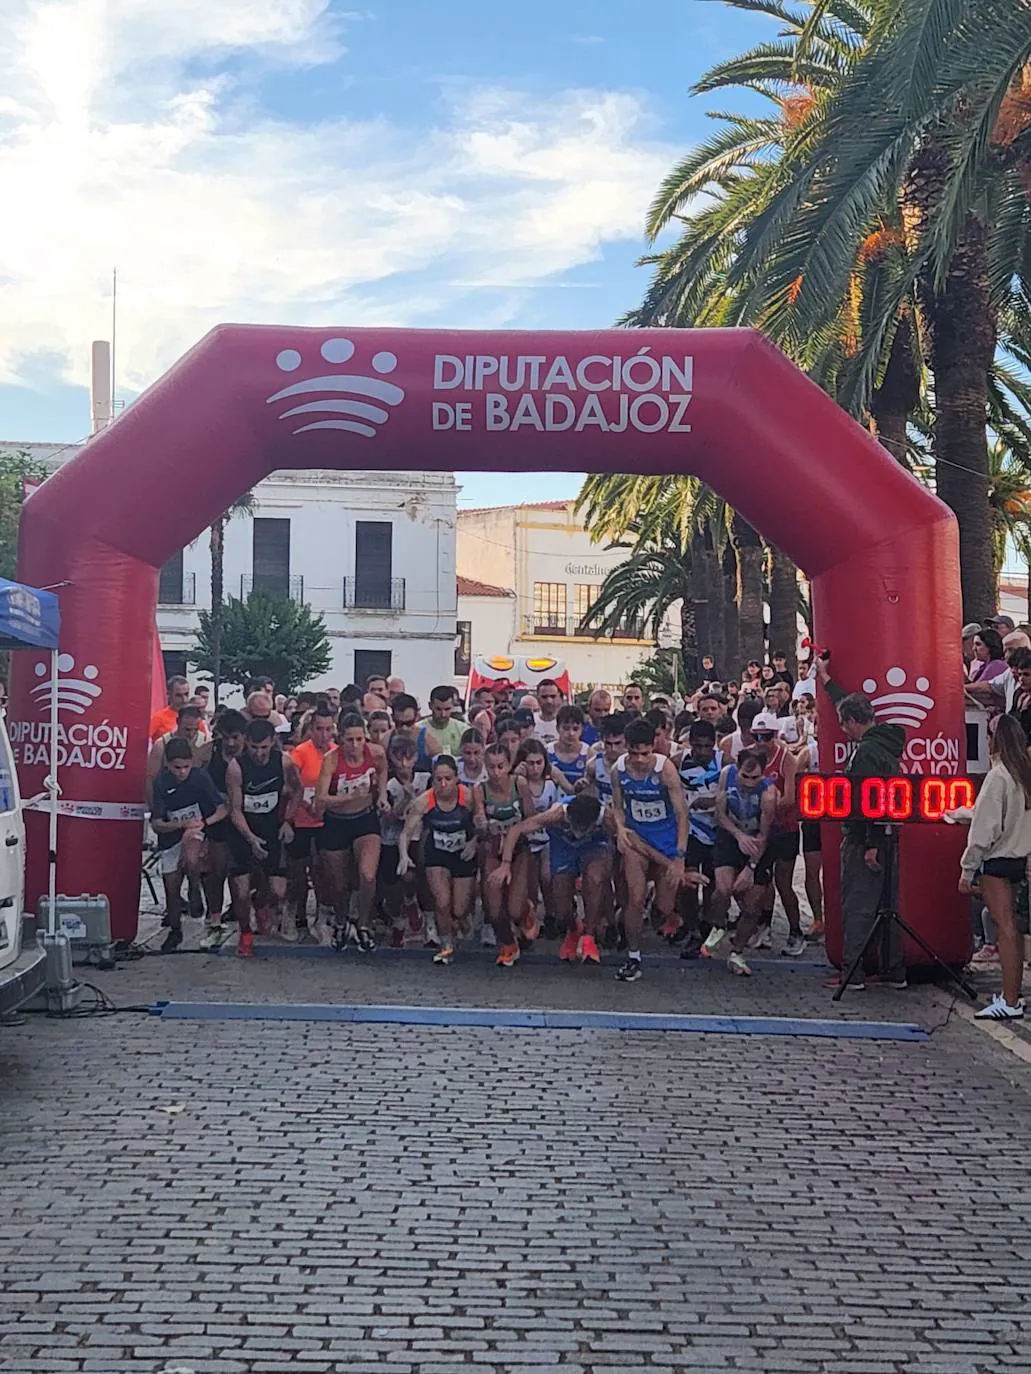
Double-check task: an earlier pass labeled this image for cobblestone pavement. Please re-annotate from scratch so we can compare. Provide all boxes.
[3,948,1031,1374]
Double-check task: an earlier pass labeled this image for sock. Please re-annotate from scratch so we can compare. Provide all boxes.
[629,949,641,962]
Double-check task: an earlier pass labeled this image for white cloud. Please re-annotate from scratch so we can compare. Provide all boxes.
[0,0,675,394]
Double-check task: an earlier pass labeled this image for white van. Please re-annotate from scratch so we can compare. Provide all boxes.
[0,708,45,1016]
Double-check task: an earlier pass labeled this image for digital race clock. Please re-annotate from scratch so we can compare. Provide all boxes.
[797,774,975,824]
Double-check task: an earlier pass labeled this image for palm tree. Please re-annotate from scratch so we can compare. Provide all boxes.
[576,473,742,680]
[721,0,1031,619]
[209,493,255,704]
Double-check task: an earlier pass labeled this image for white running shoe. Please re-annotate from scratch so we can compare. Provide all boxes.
[728,951,752,977]
[314,911,334,947]
[781,934,807,957]
[279,907,299,943]
[974,993,1025,1021]
[700,926,726,958]
[480,923,497,948]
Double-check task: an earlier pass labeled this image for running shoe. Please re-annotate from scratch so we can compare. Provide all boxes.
[404,897,422,935]
[480,923,497,949]
[727,950,751,977]
[971,944,1000,964]
[615,956,642,982]
[579,934,601,964]
[748,925,773,950]
[657,914,683,940]
[201,919,228,950]
[781,934,807,957]
[559,930,581,961]
[700,926,726,958]
[423,914,440,948]
[808,920,825,940]
[331,922,351,951]
[680,933,702,961]
[389,925,405,948]
[823,975,865,991]
[520,911,541,943]
[974,993,1025,1020]
[355,926,376,953]
[432,944,455,965]
[255,906,272,937]
[279,909,299,943]
[495,943,520,968]
[542,916,560,942]
[160,925,183,954]
[237,930,254,959]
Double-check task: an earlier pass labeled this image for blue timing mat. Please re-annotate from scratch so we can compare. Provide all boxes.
[147,1000,928,1040]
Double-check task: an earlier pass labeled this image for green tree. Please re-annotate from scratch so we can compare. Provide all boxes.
[0,449,48,581]
[719,0,1031,619]
[207,493,256,704]
[630,649,682,699]
[190,591,331,696]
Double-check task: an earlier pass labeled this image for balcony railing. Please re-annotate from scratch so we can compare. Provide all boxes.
[158,571,196,606]
[240,574,305,604]
[343,577,406,611]
[522,614,648,640]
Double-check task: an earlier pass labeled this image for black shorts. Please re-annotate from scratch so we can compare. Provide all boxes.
[801,820,822,854]
[317,809,381,852]
[285,827,321,862]
[424,846,478,880]
[378,843,401,886]
[685,835,715,878]
[765,829,800,864]
[982,857,1027,883]
[229,832,286,880]
[206,818,233,845]
[714,831,751,874]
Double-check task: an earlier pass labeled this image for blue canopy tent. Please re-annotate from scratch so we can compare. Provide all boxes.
[0,576,61,934]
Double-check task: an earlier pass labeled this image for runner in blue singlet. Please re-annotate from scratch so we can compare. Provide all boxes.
[710,746,777,977]
[609,717,696,984]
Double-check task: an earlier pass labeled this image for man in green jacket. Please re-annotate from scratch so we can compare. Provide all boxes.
[815,656,907,990]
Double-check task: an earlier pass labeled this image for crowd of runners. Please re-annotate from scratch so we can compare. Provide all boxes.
[146,664,824,980]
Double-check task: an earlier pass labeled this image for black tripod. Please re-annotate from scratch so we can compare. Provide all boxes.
[833,827,978,1002]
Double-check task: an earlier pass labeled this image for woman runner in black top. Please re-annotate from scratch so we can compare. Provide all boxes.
[398,755,485,965]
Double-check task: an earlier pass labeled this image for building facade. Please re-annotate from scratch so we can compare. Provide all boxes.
[11,443,458,705]
[457,501,675,694]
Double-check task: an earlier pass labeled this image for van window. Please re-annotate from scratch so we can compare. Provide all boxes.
[0,720,18,815]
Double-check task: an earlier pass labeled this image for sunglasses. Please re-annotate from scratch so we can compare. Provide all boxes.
[752,731,776,742]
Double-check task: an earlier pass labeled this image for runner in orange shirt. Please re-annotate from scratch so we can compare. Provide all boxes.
[149,675,210,743]
[286,705,337,942]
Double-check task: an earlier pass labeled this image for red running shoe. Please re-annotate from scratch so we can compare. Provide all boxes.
[579,935,601,964]
[559,930,580,961]
[255,907,272,936]
[237,930,255,959]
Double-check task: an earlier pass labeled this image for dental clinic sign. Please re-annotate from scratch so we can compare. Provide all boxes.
[430,349,694,435]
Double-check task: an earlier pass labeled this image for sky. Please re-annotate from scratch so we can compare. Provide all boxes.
[0,0,767,507]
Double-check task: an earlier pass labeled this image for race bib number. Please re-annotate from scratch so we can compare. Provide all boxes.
[433,829,466,853]
[302,785,317,805]
[338,771,372,798]
[168,803,202,825]
[630,798,667,824]
[244,791,278,815]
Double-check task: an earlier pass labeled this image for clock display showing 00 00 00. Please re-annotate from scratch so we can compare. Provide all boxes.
[797,774,975,824]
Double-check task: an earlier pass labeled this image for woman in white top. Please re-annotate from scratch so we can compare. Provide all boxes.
[959,714,1031,1020]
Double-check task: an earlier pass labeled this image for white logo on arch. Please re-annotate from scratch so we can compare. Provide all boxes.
[862,667,935,728]
[31,654,102,716]
[265,337,405,439]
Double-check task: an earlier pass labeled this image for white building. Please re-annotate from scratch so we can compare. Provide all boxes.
[457,500,676,695]
[9,442,458,705]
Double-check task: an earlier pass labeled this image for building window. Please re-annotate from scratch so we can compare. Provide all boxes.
[252,518,291,598]
[574,583,602,629]
[533,582,567,634]
[354,521,393,609]
[354,649,392,687]
[455,620,472,676]
[158,550,185,605]
[161,651,188,682]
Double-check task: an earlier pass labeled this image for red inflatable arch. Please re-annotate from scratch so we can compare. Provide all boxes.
[10,326,968,961]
